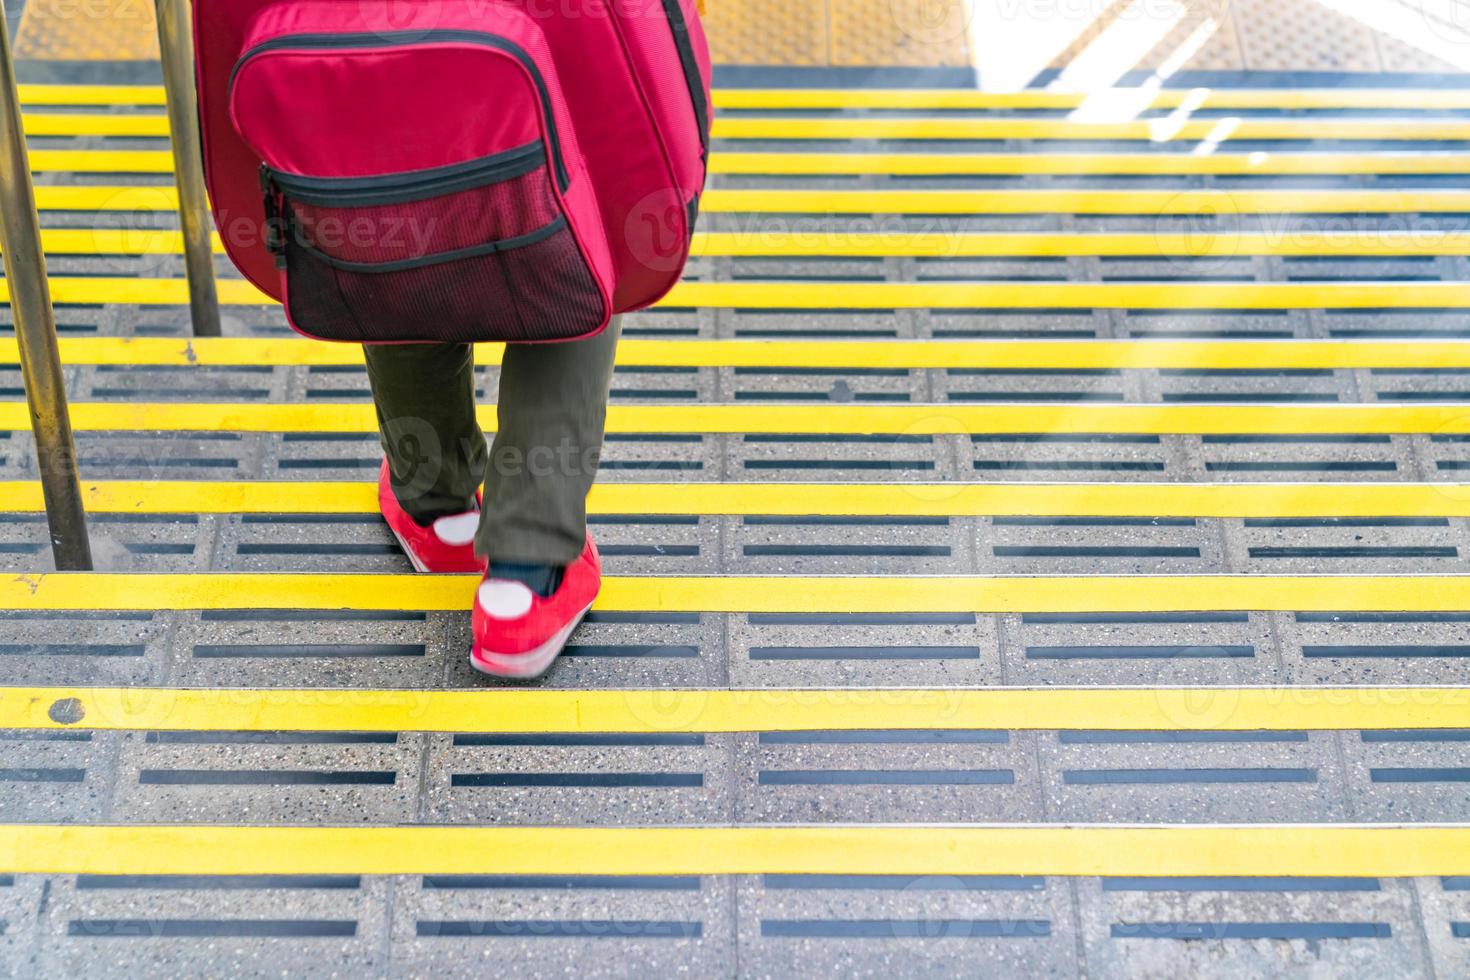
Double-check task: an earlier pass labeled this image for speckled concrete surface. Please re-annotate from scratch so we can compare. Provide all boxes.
[6,48,1470,980]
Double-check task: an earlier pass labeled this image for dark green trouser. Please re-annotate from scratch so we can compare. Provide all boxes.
[363,316,621,566]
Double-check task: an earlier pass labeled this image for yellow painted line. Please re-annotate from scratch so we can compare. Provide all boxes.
[27,149,174,173]
[4,401,1470,435]
[21,113,167,137]
[3,686,1467,733]
[35,186,1470,214]
[690,230,1470,258]
[3,480,1470,519]
[712,151,1470,176]
[712,88,1470,112]
[711,117,1470,142]
[25,229,1470,259]
[697,189,1470,215]
[669,281,1470,308]
[20,337,1470,369]
[22,114,1470,141]
[3,573,1470,613]
[30,149,1470,176]
[17,84,165,106]
[21,278,1470,309]
[4,824,1470,877]
[24,84,1470,112]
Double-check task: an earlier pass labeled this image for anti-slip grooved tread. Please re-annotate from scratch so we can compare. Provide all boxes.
[25,84,1470,110]
[4,825,1470,877]
[17,338,1470,369]
[19,279,1470,308]
[24,229,1470,258]
[0,686,1466,732]
[23,113,1470,141]
[5,572,1470,612]
[10,401,1470,434]
[30,186,1470,213]
[29,151,1470,177]
[20,479,1450,519]
[13,76,1470,977]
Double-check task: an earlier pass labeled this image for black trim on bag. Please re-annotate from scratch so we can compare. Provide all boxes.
[685,189,700,233]
[657,0,709,159]
[287,212,569,273]
[266,142,546,207]
[231,30,571,191]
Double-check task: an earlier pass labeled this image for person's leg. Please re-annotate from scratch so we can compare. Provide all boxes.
[478,315,622,571]
[363,341,487,522]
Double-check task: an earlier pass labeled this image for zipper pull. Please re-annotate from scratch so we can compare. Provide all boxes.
[258,163,286,269]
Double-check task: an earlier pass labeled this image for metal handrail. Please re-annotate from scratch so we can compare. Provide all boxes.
[0,11,90,569]
[155,0,221,337]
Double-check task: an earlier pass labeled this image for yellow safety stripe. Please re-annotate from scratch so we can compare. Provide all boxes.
[690,231,1470,258]
[22,83,1470,112]
[697,189,1470,214]
[34,185,1470,213]
[30,148,1470,176]
[18,84,166,106]
[17,337,1470,369]
[712,151,1470,176]
[4,824,1469,877]
[5,401,1470,435]
[22,113,1470,141]
[3,480,1469,519]
[3,686,1466,733]
[25,229,1470,259]
[28,149,175,173]
[711,117,1470,142]
[711,88,1470,111]
[21,278,1470,309]
[4,573,1470,613]
[22,113,169,137]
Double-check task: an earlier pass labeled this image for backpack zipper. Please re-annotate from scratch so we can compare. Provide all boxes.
[264,141,546,206]
[656,0,709,161]
[231,30,570,191]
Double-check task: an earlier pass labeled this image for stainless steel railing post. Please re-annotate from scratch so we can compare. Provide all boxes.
[0,10,91,570]
[155,0,221,337]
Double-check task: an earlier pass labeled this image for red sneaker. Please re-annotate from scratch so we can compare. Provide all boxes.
[377,459,485,573]
[470,536,601,679]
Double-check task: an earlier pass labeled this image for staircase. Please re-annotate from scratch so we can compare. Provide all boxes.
[1,81,1470,976]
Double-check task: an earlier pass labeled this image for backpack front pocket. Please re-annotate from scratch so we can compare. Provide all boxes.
[263,143,605,343]
[230,11,612,344]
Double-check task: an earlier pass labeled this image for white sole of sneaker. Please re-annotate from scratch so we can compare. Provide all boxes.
[387,524,431,574]
[469,601,594,680]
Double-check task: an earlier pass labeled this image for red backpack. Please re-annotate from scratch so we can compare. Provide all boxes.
[193,0,712,344]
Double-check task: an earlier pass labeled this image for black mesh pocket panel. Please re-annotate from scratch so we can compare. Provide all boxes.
[283,214,606,343]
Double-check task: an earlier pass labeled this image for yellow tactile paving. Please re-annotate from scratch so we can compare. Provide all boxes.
[701,0,827,66]
[828,0,969,67]
[1231,0,1381,72]
[13,0,158,61]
